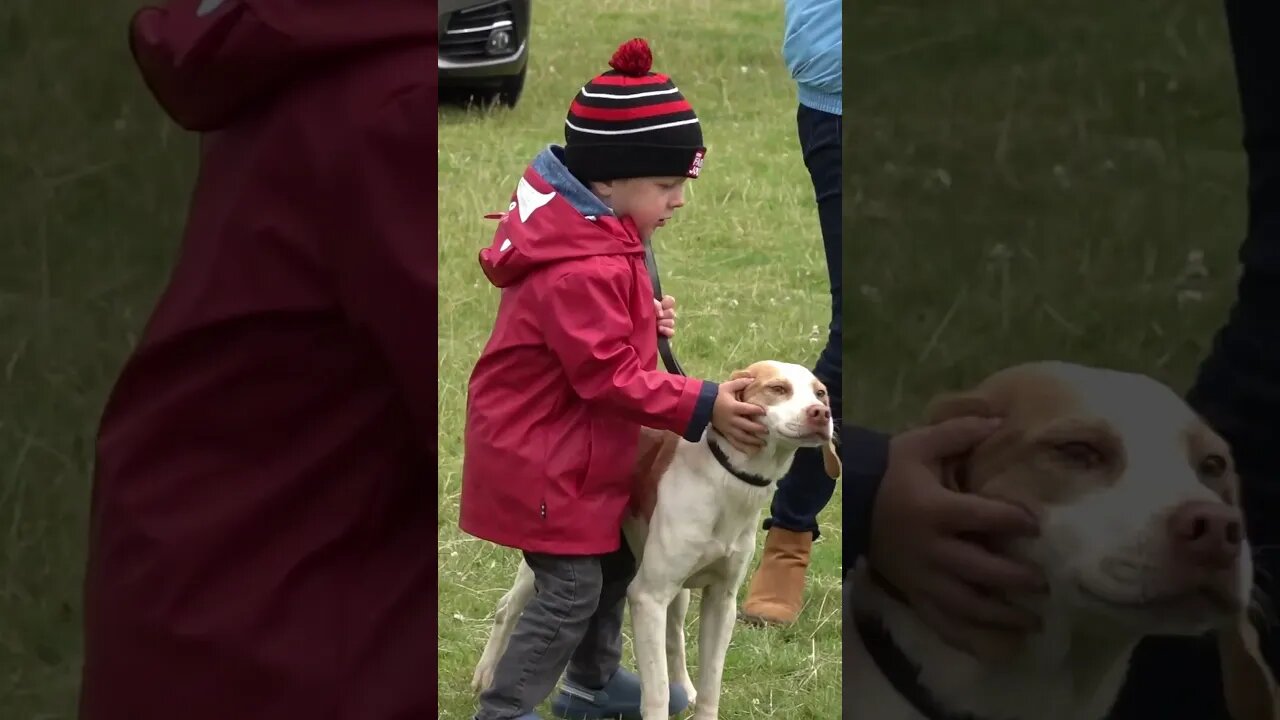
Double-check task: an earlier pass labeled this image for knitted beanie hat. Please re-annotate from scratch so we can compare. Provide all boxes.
[564,38,706,183]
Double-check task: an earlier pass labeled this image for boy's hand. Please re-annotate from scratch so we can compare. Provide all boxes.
[655,295,676,338]
[711,377,768,453]
[869,417,1047,661]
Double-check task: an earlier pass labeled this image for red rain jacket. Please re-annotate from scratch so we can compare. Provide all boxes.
[459,149,718,556]
[80,2,435,719]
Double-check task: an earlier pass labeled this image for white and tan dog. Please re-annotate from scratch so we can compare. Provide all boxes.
[845,361,1279,720]
[474,360,841,719]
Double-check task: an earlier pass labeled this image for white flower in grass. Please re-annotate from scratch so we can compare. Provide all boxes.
[1177,289,1204,307]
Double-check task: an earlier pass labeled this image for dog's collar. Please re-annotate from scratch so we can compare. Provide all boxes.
[855,614,983,720]
[706,435,773,487]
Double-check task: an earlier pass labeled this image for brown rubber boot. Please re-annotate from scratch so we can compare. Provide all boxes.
[739,527,813,626]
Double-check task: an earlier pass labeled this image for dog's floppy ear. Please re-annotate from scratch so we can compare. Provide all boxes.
[815,382,842,479]
[925,390,996,425]
[1219,611,1280,720]
[923,390,996,493]
[1217,466,1279,720]
[729,368,754,401]
[822,435,841,480]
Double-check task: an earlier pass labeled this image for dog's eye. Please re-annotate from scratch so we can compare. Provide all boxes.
[767,385,788,395]
[1198,454,1228,478]
[815,389,826,398]
[1053,441,1106,469]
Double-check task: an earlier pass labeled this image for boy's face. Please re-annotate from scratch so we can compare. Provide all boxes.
[592,176,688,240]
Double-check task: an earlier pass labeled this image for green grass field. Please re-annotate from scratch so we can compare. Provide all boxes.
[437,1,843,717]
[1,0,198,716]
[844,1,1244,430]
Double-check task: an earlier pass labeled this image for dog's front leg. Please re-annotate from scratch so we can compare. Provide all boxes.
[692,583,737,719]
[628,575,678,720]
[693,535,756,720]
[666,588,696,706]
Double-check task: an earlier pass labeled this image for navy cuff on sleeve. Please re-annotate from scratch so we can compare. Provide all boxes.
[683,381,719,442]
[842,424,891,577]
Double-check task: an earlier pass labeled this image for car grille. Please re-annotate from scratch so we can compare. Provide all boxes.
[442,2,518,61]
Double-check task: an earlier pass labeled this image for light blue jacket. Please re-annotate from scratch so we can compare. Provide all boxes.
[782,0,841,115]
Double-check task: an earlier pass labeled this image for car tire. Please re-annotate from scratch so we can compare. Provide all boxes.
[442,62,528,111]
[493,64,527,108]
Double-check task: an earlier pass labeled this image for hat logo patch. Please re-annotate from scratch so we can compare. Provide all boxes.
[687,149,705,178]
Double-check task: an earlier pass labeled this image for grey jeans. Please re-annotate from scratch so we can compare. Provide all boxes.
[476,540,636,719]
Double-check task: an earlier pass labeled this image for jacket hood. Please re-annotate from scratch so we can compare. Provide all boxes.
[129,0,431,132]
[479,146,644,288]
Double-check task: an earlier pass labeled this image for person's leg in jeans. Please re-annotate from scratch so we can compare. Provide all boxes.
[741,103,843,625]
[549,539,690,719]
[475,552,606,719]
[477,538,689,720]
[562,541,634,690]
[1108,1,1280,718]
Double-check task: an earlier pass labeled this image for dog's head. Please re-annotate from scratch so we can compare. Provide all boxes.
[730,360,841,479]
[926,361,1252,638]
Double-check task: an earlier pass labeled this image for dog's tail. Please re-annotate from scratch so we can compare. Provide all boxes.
[471,560,538,694]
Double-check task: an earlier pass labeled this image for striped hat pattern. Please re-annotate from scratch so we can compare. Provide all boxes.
[564,38,706,182]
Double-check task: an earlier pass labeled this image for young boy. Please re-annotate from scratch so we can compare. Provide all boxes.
[460,38,768,720]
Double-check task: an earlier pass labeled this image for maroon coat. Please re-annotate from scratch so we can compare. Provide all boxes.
[80,2,436,718]
[459,149,718,556]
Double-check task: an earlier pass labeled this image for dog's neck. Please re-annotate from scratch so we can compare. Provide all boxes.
[705,428,798,487]
[858,572,1140,720]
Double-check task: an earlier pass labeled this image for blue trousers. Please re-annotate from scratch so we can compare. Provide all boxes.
[1109,0,1280,717]
[763,103,843,539]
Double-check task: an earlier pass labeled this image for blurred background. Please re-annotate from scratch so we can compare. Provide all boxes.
[0,1,198,716]
[844,1,1242,429]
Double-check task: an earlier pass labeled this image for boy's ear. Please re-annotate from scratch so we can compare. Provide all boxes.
[590,179,615,198]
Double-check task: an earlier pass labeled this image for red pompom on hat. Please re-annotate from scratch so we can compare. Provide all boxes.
[608,38,653,76]
[563,38,706,182]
